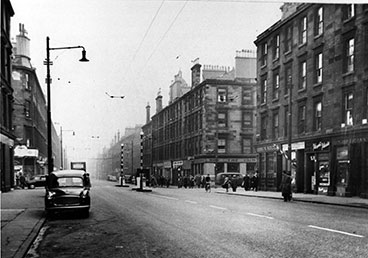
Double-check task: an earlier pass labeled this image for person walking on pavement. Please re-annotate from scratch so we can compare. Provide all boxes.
[231,175,238,192]
[251,172,259,191]
[19,173,27,189]
[242,174,250,191]
[280,171,292,202]
[222,176,231,192]
[205,174,211,192]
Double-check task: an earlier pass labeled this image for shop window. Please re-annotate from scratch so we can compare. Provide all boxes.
[215,162,225,173]
[228,163,239,173]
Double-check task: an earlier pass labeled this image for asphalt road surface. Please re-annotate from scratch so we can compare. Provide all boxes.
[31,180,368,258]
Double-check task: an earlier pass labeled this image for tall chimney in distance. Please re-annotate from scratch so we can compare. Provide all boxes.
[156,89,163,113]
[146,102,151,124]
[191,58,201,88]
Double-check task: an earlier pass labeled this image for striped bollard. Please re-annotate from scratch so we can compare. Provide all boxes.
[120,143,124,186]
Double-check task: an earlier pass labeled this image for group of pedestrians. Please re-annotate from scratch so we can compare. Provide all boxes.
[150,175,170,188]
[178,175,196,189]
[15,171,27,189]
[222,174,259,193]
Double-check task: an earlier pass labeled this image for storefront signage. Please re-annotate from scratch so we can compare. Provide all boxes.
[336,146,349,160]
[256,145,278,153]
[313,141,330,151]
[194,157,257,164]
[14,145,39,157]
[0,133,14,147]
[173,161,183,168]
[163,161,172,168]
[335,137,368,145]
[281,142,305,151]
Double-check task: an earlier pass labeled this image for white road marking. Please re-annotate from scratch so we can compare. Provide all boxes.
[150,195,179,201]
[308,225,364,238]
[246,212,274,220]
[209,205,228,210]
[185,200,198,204]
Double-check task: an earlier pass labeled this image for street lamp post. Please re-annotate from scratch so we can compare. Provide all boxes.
[45,36,89,174]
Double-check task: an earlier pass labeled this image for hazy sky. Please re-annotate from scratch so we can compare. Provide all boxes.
[11,0,287,159]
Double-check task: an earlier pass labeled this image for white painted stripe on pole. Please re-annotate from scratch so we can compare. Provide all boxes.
[185,200,197,204]
[308,225,364,238]
[209,205,228,210]
[246,212,274,220]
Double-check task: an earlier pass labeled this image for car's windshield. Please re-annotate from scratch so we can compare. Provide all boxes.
[56,177,84,187]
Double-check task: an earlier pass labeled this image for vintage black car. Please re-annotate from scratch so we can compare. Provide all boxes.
[45,170,91,218]
[27,174,47,188]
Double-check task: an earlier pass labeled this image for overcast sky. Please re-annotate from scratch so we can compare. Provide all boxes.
[10,0,311,160]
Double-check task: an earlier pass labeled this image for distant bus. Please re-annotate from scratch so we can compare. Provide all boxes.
[70,162,86,171]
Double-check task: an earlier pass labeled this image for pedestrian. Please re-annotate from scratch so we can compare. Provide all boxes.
[189,176,195,189]
[280,171,292,202]
[15,171,20,188]
[183,176,188,189]
[195,175,201,188]
[166,177,170,188]
[242,174,250,191]
[222,176,231,192]
[251,173,259,191]
[231,175,237,192]
[19,173,27,189]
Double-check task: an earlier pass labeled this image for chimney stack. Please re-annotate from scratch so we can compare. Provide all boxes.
[191,58,201,88]
[146,102,151,124]
[156,90,163,113]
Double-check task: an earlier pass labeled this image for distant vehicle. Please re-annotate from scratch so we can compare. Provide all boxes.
[45,169,91,218]
[215,172,244,187]
[70,162,86,171]
[27,174,47,188]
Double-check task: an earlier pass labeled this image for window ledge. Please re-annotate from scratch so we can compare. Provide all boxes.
[342,71,354,78]
[260,64,267,70]
[298,42,307,49]
[284,50,292,56]
[298,87,307,93]
[314,33,323,40]
[313,82,323,88]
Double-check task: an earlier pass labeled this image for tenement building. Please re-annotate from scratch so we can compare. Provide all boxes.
[1,0,15,192]
[254,3,368,197]
[12,24,60,177]
[147,51,258,185]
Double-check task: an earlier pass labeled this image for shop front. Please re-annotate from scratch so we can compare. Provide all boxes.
[333,134,368,198]
[305,139,331,195]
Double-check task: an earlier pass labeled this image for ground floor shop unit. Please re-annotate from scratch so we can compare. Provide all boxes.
[152,154,257,186]
[256,129,368,198]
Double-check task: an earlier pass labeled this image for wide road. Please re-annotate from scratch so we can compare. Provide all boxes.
[34,179,368,258]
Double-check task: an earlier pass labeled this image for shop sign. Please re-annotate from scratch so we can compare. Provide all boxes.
[256,145,278,153]
[336,146,349,160]
[313,141,330,151]
[173,160,183,168]
[0,133,14,147]
[14,145,39,157]
[281,142,305,151]
[163,161,172,168]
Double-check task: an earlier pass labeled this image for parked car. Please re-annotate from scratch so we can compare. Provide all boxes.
[215,172,244,187]
[45,170,91,218]
[27,174,47,188]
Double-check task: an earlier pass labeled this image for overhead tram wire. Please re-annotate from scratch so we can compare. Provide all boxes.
[131,0,166,63]
[143,0,188,69]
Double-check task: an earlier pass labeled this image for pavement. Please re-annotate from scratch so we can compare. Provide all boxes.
[2,185,368,258]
